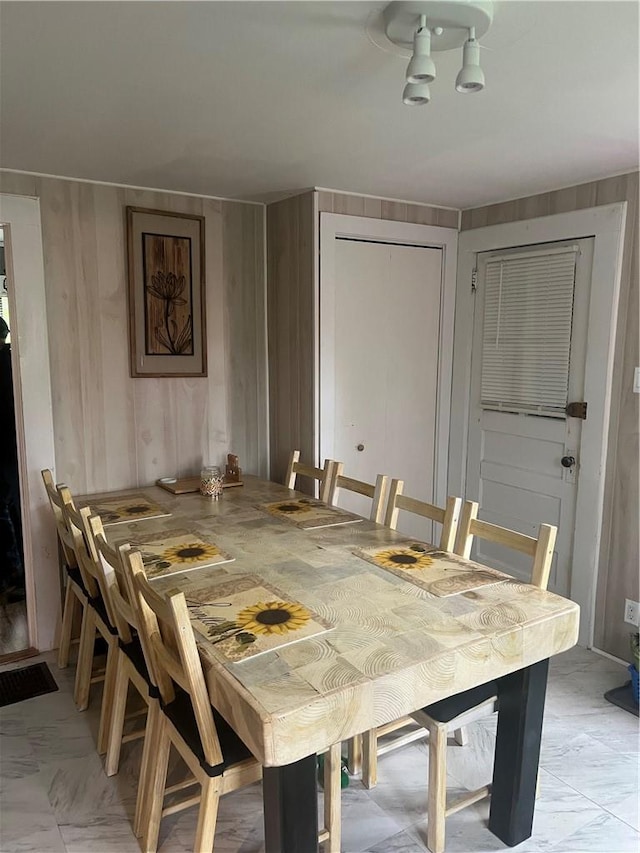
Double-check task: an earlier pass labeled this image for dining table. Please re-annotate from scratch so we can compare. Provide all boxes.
[82,474,580,853]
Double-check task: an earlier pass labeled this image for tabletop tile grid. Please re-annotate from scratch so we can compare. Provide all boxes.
[81,477,580,768]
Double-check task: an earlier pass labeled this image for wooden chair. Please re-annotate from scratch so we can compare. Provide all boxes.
[384,479,461,551]
[128,549,344,853]
[284,450,338,503]
[329,463,389,524]
[57,487,120,754]
[41,469,88,669]
[411,501,557,853]
[128,550,263,852]
[87,515,157,789]
[357,484,463,788]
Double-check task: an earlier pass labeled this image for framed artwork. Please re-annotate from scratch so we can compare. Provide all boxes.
[126,206,206,377]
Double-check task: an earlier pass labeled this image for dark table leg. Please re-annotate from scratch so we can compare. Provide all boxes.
[263,754,319,853]
[489,658,549,846]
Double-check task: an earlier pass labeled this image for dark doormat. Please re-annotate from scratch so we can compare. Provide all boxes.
[0,662,59,707]
[604,682,639,717]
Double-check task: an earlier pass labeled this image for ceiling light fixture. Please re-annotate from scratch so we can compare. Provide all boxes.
[367,1,494,106]
[455,27,485,92]
[402,81,431,105]
[406,15,436,83]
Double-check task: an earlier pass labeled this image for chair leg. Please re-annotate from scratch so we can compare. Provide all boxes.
[74,605,96,710]
[362,728,378,789]
[57,579,77,669]
[347,734,362,776]
[142,715,171,853]
[453,726,468,746]
[427,721,448,853]
[323,742,342,853]
[104,652,130,775]
[97,638,119,755]
[134,700,160,838]
[194,776,221,853]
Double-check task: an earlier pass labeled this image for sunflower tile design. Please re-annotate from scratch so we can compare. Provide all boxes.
[120,528,234,578]
[188,580,333,663]
[86,493,171,525]
[260,498,363,530]
[355,543,509,596]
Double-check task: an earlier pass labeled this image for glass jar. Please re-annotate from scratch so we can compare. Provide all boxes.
[200,465,224,499]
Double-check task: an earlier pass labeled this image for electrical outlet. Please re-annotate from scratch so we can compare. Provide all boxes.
[624,599,640,627]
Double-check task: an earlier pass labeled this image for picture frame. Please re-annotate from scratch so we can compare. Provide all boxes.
[126,206,207,377]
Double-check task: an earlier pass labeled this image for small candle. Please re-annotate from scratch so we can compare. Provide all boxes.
[200,465,224,499]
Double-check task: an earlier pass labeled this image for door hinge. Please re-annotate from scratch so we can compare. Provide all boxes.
[566,401,587,420]
[471,268,478,293]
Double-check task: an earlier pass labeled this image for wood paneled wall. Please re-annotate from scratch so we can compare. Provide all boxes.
[462,172,639,660]
[266,191,316,485]
[0,172,267,494]
[317,190,459,229]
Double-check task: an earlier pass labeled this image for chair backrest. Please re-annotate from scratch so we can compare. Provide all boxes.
[41,469,78,569]
[87,514,136,644]
[57,485,114,620]
[454,500,557,590]
[330,463,389,524]
[126,548,224,767]
[384,479,462,552]
[284,450,338,503]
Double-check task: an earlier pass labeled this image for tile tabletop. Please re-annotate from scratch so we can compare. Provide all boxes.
[84,476,580,767]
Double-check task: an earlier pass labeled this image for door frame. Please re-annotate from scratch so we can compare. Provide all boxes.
[319,213,458,510]
[0,193,59,652]
[449,203,627,646]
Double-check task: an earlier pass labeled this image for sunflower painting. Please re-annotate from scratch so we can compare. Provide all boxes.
[355,544,507,597]
[88,493,171,526]
[161,542,222,564]
[373,549,435,570]
[236,601,312,635]
[188,582,332,663]
[113,528,234,579]
[260,499,363,530]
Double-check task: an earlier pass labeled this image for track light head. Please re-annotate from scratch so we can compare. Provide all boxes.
[406,22,436,83]
[455,28,485,93]
[402,81,431,105]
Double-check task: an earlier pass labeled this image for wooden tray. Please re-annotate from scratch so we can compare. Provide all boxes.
[156,477,243,495]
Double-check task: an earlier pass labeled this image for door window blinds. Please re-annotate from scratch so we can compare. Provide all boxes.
[480,247,578,417]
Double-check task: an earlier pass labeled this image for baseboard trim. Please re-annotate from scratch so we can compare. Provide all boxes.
[590,645,628,667]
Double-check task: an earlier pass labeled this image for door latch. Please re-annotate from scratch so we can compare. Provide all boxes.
[566,401,587,419]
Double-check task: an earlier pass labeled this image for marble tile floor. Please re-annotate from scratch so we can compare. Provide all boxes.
[0,646,638,853]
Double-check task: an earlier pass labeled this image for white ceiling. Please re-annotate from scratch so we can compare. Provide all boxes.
[1,1,638,208]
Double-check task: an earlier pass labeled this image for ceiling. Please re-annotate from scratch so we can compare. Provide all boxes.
[0,1,638,208]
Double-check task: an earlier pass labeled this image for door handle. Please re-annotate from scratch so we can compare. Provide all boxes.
[561,456,575,468]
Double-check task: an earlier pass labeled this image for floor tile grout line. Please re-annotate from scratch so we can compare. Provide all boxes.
[540,767,639,833]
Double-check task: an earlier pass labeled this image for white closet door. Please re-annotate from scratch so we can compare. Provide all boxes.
[323,237,443,541]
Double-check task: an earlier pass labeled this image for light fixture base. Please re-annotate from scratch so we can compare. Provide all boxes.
[368,1,493,57]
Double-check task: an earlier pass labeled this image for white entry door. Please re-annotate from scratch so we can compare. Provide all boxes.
[466,238,594,596]
[320,236,443,541]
